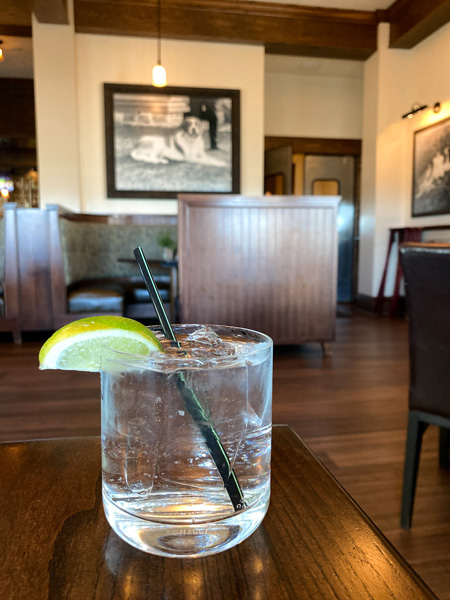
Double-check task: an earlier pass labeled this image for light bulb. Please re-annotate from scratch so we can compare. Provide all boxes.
[0,49,3,62]
[152,64,167,87]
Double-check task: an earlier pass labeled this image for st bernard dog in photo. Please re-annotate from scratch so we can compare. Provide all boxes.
[130,116,226,167]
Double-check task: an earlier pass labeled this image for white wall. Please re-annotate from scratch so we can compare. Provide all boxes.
[265,68,363,139]
[76,36,265,214]
[32,14,81,212]
[33,9,265,214]
[32,8,450,296]
[358,50,379,296]
[360,22,450,297]
[358,24,412,296]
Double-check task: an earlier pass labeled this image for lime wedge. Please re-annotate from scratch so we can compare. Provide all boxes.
[39,316,162,372]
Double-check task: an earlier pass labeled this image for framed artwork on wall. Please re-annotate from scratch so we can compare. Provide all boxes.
[412,115,450,217]
[104,83,240,199]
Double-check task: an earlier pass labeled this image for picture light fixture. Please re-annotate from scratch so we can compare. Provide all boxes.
[402,102,441,119]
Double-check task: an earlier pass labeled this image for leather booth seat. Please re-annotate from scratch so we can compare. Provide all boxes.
[67,283,124,314]
[66,277,170,316]
[126,285,170,304]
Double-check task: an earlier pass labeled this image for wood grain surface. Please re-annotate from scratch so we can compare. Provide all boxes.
[178,195,339,345]
[0,426,436,600]
[2,314,450,598]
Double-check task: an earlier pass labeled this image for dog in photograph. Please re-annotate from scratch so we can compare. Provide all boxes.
[130,117,225,167]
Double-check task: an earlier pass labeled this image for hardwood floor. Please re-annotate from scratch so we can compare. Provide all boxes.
[1,312,449,598]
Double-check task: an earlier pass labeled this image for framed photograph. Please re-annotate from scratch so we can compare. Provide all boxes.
[412,116,450,216]
[104,83,240,199]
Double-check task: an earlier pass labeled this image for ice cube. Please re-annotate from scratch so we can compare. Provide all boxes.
[187,325,223,346]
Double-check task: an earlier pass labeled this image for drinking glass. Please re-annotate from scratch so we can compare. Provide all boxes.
[101,324,273,557]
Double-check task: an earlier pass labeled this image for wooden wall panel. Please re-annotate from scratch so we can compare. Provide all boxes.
[16,207,54,331]
[178,195,339,345]
[0,203,21,342]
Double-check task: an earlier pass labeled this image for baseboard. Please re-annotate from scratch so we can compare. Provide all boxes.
[354,294,406,317]
[354,294,377,314]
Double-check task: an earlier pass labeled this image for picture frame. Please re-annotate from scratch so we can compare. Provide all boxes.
[412,115,450,217]
[104,83,240,199]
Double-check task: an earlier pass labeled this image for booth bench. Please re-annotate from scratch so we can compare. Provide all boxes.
[0,204,177,340]
[47,205,178,329]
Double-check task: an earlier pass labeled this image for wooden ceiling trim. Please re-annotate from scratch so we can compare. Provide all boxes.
[0,0,69,31]
[74,0,378,60]
[0,0,32,35]
[0,25,32,37]
[265,136,361,156]
[388,0,450,49]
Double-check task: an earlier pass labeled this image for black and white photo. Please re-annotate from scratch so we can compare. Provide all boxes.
[412,116,450,217]
[104,84,240,199]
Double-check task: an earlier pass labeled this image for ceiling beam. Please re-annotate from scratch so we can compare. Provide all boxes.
[33,0,69,25]
[74,0,378,60]
[388,0,450,48]
[0,0,32,36]
[0,0,68,34]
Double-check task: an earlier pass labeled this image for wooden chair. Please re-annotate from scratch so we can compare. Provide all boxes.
[0,203,21,343]
[399,242,450,529]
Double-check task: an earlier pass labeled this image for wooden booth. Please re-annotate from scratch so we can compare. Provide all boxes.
[178,195,340,349]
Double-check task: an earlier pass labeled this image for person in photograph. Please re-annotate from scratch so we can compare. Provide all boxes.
[186,98,219,150]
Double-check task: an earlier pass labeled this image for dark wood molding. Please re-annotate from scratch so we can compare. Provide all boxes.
[0,24,32,36]
[265,136,362,156]
[354,293,377,314]
[2,0,450,59]
[74,0,378,60]
[0,0,32,31]
[0,0,68,32]
[388,0,450,49]
[354,292,406,317]
[33,0,69,25]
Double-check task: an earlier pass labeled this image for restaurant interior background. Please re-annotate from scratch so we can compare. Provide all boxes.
[2,0,450,307]
[3,2,450,597]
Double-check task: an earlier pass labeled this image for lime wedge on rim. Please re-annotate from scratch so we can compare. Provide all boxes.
[39,316,162,372]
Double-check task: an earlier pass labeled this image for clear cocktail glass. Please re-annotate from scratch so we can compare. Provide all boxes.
[101,324,273,558]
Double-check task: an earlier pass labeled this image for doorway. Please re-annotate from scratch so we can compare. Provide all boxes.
[264,138,360,302]
[304,155,357,302]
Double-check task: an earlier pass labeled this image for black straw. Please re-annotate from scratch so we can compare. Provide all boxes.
[134,247,179,347]
[133,247,246,512]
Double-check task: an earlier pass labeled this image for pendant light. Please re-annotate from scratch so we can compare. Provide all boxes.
[152,0,167,87]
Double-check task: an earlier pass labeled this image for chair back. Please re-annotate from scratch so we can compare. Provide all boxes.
[400,242,450,419]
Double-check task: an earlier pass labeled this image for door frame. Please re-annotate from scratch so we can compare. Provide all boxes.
[265,136,361,300]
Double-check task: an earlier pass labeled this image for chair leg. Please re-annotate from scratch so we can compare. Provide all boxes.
[439,427,450,469]
[401,412,427,530]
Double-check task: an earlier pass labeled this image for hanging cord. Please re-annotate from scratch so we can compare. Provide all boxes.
[157,0,162,65]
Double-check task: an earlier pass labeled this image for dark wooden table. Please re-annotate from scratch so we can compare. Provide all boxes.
[1,426,437,599]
